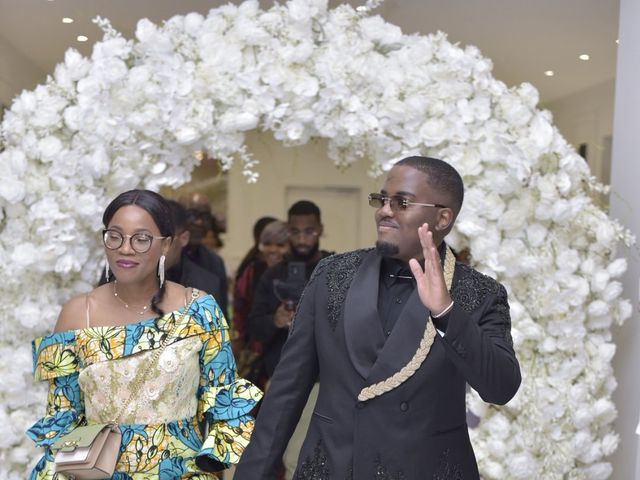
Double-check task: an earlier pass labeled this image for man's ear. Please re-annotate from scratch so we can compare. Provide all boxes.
[179,230,191,248]
[435,208,454,231]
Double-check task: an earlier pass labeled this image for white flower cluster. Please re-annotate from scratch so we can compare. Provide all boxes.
[0,0,633,477]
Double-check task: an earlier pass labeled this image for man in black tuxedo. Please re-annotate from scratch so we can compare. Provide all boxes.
[236,156,521,479]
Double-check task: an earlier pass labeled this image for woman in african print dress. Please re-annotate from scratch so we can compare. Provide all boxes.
[27,190,262,479]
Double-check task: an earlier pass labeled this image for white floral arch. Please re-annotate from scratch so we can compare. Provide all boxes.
[0,0,633,478]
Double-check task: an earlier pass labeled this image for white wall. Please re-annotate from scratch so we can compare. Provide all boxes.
[222,131,380,274]
[544,78,615,185]
[609,0,640,477]
[0,34,44,107]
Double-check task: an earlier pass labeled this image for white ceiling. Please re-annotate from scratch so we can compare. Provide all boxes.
[0,0,620,103]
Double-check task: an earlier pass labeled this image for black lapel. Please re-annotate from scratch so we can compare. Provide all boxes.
[343,250,386,380]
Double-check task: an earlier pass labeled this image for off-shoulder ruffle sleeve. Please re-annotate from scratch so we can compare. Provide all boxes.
[27,331,85,449]
[191,295,263,468]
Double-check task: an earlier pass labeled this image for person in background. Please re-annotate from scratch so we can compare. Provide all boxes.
[27,189,261,479]
[248,200,333,379]
[182,205,229,318]
[165,200,228,318]
[235,157,521,479]
[235,216,278,283]
[233,220,290,387]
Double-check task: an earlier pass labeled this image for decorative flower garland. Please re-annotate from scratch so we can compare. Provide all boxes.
[0,0,633,477]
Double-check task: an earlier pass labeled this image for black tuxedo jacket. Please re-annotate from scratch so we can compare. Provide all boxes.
[235,248,521,479]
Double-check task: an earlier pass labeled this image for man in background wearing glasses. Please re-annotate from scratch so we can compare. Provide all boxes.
[237,156,521,480]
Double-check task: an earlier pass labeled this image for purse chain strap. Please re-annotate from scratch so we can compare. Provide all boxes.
[109,289,199,423]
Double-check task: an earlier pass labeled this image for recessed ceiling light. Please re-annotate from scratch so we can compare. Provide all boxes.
[62,17,74,24]
[544,70,554,77]
[579,54,590,61]
[616,39,620,45]
[77,35,88,42]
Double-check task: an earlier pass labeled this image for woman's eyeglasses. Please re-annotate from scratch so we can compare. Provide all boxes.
[103,229,167,253]
[368,193,447,212]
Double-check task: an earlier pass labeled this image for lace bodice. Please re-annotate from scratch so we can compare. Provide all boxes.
[78,336,203,424]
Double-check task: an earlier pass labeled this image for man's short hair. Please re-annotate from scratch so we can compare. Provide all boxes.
[288,200,321,222]
[395,156,464,214]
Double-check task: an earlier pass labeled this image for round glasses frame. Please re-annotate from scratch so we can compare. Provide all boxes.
[368,193,447,212]
[102,229,168,253]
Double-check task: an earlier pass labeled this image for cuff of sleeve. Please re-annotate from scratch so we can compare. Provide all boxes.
[199,378,263,422]
[197,415,256,466]
[431,310,451,333]
[26,410,81,448]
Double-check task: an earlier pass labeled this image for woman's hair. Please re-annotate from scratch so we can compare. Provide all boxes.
[103,189,175,316]
[235,216,278,280]
[259,220,289,245]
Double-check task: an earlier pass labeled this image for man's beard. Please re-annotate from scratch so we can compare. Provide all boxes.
[292,242,320,262]
[375,241,399,257]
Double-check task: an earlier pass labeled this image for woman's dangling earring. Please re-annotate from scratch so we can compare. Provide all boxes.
[104,257,110,282]
[158,255,166,288]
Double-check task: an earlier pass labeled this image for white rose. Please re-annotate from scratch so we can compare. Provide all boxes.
[218,112,259,132]
[0,176,26,204]
[15,302,41,329]
[600,433,619,456]
[37,136,64,163]
[581,462,612,480]
[498,93,531,126]
[580,258,596,275]
[497,208,526,232]
[529,113,553,151]
[184,12,205,35]
[516,82,539,108]
[595,221,615,246]
[483,460,505,479]
[617,299,632,323]
[2,149,27,176]
[10,243,38,268]
[419,118,447,147]
[483,412,511,440]
[601,281,623,302]
[540,336,556,353]
[590,270,610,293]
[588,300,610,317]
[174,127,200,145]
[607,258,627,278]
[98,58,128,83]
[525,223,547,247]
[507,452,539,479]
[135,18,157,43]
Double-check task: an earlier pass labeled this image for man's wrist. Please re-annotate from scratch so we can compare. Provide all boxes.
[432,300,454,319]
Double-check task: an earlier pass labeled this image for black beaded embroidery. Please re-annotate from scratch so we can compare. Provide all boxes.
[325,249,370,331]
[451,264,513,346]
[295,440,331,480]
[432,448,463,480]
[373,455,405,479]
[289,258,330,335]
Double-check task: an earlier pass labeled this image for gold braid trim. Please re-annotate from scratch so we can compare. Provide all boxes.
[357,246,456,402]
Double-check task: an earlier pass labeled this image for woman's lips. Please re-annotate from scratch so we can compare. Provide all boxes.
[116,260,139,268]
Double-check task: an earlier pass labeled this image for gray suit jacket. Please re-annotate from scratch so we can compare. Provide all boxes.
[235,248,521,479]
